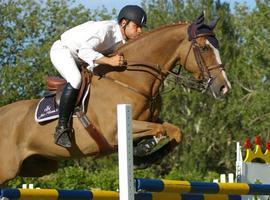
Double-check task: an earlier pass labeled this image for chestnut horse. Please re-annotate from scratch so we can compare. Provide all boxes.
[0,13,231,184]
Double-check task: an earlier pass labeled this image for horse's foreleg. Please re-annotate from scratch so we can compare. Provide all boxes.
[132,120,182,162]
[132,120,182,143]
[0,150,22,185]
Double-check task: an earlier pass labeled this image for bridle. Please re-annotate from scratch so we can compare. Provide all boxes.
[98,28,225,119]
[100,28,224,100]
[171,32,225,93]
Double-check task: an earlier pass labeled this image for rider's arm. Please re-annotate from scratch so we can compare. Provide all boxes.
[77,37,104,71]
[94,55,123,67]
[78,37,123,71]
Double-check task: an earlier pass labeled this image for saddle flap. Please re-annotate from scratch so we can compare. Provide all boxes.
[46,76,67,91]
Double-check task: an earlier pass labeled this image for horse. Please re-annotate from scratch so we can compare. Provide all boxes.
[0,13,231,184]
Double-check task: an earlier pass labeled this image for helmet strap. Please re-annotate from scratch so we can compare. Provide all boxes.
[122,19,130,30]
[121,19,130,40]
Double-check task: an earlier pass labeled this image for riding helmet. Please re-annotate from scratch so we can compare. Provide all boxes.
[118,5,147,27]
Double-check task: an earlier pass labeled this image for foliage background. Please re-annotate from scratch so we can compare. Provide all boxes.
[1,0,270,190]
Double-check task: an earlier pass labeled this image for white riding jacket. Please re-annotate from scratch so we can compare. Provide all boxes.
[50,20,126,89]
[60,20,126,71]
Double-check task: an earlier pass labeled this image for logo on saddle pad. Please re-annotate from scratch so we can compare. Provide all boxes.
[35,86,90,123]
[35,95,59,122]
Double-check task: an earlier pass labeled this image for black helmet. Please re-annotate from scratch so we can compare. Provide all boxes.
[118,5,147,27]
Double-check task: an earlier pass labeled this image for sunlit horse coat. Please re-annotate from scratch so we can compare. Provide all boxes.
[0,13,231,184]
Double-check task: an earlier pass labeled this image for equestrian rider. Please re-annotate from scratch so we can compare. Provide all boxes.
[50,5,147,148]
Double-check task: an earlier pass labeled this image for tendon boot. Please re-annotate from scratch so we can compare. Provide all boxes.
[54,83,79,148]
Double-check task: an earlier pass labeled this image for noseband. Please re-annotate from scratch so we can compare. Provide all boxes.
[169,33,224,93]
[101,30,224,100]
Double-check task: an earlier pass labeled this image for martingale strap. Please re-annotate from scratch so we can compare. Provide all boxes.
[75,108,115,153]
[75,67,115,153]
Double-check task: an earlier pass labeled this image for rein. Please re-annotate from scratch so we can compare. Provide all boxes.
[102,75,151,100]
[170,31,225,92]
[101,60,166,101]
[101,32,224,101]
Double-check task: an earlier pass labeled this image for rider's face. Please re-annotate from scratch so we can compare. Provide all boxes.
[121,20,143,40]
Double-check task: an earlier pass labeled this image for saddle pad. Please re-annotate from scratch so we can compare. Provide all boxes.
[34,85,90,123]
[35,96,59,122]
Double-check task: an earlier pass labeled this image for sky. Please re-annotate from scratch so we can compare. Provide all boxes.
[75,0,256,11]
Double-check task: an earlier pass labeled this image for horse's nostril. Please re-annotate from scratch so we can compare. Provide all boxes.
[220,85,228,94]
[220,85,225,92]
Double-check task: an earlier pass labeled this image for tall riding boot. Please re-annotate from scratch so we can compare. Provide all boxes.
[54,83,79,148]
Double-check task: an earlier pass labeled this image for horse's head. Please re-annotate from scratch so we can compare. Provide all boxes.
[179,12,231,98]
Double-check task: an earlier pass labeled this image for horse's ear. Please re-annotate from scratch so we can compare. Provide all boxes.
[209,17,220,30]
[196,11,205,25]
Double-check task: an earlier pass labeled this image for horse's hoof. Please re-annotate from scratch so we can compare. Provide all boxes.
[133,141,173,168]
[133,137,170,157]
[133,137,157,157]
[134,162,149,170]
[54,126,72,148]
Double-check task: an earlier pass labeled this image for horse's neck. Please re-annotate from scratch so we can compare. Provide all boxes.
[115,24,188,97]
[122,24,188,67]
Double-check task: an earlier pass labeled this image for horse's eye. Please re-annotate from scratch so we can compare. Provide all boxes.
[200,45,210,52]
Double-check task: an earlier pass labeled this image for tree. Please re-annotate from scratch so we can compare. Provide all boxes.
[0,0,116,105]
[2,0,270,190]
[139,0,240,177]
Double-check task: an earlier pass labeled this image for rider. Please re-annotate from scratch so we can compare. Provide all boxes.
[50,5,147,148]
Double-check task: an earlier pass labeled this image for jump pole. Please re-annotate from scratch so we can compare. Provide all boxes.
[117,104,135,200]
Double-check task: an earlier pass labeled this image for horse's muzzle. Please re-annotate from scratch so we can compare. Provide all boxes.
[210,81,231,99]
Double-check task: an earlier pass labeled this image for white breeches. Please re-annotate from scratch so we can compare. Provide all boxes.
[50,40,81,89]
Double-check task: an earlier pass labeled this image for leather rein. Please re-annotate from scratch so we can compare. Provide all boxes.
[173,32,225,92]
[101,33,224,100]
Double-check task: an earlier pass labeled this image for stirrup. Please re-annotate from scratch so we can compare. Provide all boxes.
[54,126,73,148]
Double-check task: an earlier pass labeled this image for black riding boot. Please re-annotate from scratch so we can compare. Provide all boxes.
[54,83,79,148]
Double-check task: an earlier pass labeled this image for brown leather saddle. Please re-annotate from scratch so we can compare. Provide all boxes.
[46,67,91,107]
[45,67,114,153]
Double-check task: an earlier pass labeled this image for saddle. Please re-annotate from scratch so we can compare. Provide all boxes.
[46,67,92,107]
[35,67,114,153]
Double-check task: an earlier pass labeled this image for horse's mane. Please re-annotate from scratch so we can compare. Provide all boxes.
[119,21,190,49]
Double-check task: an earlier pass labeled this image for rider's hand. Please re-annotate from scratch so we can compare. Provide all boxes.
[108,54,125,67]
[94,54,125,67]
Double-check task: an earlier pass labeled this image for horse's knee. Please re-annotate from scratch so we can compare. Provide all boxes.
[162,122,182,143]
